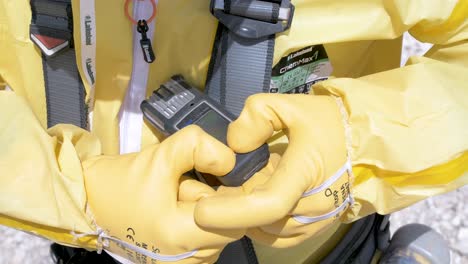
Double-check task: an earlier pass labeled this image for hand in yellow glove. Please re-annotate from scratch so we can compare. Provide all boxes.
[83,125,244,264]
[195,94,353,248]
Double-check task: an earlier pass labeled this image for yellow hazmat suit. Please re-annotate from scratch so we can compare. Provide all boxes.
[0,0,467,263]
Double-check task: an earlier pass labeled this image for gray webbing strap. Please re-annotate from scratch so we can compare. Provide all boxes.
[42,51,87,129]
[227,0,280,23]
[30,0,88,129]
[208,1,294,263]
[205,0,293,116]
[205,25,274,116]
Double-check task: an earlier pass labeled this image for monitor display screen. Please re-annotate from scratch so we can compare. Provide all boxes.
[196,110,229,143]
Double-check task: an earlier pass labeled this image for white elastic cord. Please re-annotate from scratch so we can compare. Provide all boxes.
[292,195,354,224]
[70,227,109,254]
[292,159,354,224]
[70,229,198,262]
[301,160,352,198]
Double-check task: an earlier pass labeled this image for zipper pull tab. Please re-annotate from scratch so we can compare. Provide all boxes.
[137,19,155,63]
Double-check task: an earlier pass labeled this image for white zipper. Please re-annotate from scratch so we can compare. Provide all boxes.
[84,2,200,262]
[119,0,157,154]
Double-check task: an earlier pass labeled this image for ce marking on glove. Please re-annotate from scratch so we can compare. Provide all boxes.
[121,227,159,264]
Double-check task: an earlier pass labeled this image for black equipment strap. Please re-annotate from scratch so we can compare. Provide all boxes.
[320,214,391,264]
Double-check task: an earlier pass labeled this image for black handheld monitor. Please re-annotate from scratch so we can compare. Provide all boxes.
[141,75,269,187]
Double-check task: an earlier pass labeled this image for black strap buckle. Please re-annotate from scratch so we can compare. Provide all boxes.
[210,0,295,39]
[376,214,391,251]
[30,0,73,57]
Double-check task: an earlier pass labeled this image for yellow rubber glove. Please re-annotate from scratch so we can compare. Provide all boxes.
[195,94,353,248]
[83,125,244,264]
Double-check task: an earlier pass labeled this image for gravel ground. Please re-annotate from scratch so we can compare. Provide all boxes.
[1,34,466,264]
[390,186,468,264]
[0,227,52,264]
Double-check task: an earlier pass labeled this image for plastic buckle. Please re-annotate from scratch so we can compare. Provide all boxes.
[210,0,295,39]
[377,215,391,251]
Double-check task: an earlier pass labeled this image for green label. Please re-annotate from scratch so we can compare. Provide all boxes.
[270,45,332,94]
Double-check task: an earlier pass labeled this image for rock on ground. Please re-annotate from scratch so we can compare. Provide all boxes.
[390,186,468,264]
[0,225,51,264]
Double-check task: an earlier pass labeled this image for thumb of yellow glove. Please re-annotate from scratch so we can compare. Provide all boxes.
[195,94,352,248]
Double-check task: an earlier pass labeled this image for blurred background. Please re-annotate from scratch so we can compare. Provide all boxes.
[0,33,466,264]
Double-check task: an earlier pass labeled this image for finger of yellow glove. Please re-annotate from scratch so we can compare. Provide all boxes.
[246,227,291,247]
[152,125,236,203]
[227,94,339,189]
[246,227,316,249]
[178,176,216,202]
[227,94,289,153]
[196,110,316,229]
[196,95,346,229]
[241,153,281,193]
[173,202,245,250]
[228,94,346,181]
[259,214,335,239]
[193,153,281,228]
[215,185,245,196]
[202,152,279,205]
[246,217,334,248]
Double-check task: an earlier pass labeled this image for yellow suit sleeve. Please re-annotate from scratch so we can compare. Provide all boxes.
[0,0,99,249]
[314,1,468,221]
[0,92,100,249]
